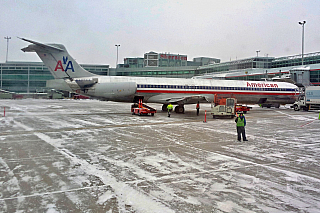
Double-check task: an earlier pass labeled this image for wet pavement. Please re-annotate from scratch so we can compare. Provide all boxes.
[0,99,320,212]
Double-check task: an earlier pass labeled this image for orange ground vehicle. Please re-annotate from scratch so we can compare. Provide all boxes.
[236,105,252,114]
[73,95,90,99]
[131,99,157,116]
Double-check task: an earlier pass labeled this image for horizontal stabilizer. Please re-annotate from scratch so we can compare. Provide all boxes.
[19,37,64,52]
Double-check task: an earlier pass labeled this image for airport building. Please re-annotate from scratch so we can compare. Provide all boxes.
[195,52,320,87]
[114,51,320,87]
[119,52,220,69]
[119,52,190,69]
[1,51,320,94]
[0,62,109,93]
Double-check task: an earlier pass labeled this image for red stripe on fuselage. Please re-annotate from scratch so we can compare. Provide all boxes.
[136,89,297,96]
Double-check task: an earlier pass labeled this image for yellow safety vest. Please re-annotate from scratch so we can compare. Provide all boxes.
[236,117,245,127]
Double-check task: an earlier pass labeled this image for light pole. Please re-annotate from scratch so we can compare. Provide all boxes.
[4,36,11,62]
[298,21,306,65]
[256,50,260,57]
[115,44,120,68]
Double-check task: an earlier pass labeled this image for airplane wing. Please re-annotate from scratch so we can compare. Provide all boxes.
[164,95,214,105]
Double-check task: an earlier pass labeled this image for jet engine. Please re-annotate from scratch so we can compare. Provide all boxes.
[86,82,137,102]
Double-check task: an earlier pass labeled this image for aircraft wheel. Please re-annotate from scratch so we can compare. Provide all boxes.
[162,104,168,111]
[175,105,184,113]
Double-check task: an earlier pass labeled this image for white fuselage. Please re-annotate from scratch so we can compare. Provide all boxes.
[71,75,299,105]
[20,38,299,106]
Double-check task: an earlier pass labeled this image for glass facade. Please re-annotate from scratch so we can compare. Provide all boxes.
[123,58,144,68]
[114,52,320,85]
[81,64,109,76]
[272,52,320,68]
[144,52,159,67]
[113,66,198,78]
[226,74,269,81]
[120,52,212,69]
[193,57,220,66]
[195,53,320,84]
[310,69,320,85]
[197,57,273,74]
[0,62,52,93]
[140,52,188,67]
[0,62,109,93]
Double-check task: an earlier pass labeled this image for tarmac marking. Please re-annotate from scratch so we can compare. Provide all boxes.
[181,142,320,182]
[274,110,320,127]
[3,154,67,163]
[0,184,110,201]
[3,119,318,181]
[300,118,319,127]
[0,139,39,144]
[0,119,204,136]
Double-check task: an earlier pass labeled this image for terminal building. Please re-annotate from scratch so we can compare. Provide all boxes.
[120,52,220,69]
[0,62,109,93]
[195,52,320,87]
[1,51,320,95]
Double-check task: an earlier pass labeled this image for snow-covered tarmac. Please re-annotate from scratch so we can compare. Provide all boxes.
[0,99,320,212]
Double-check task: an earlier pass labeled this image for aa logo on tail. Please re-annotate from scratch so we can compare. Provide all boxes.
[54,56,75,72]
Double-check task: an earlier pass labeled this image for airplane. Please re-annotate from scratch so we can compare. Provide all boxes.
[20,38,299,113]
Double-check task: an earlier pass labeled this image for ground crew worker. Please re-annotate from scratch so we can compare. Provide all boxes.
[196,101,200,116]
[235,112,248,142]
[167,103,173,117]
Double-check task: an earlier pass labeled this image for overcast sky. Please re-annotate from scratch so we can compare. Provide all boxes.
[1,0,320,67]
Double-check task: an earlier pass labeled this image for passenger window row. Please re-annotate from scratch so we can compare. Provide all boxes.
[137,84,294,91]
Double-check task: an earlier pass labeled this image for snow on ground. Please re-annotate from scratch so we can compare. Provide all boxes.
[0,99,320,212]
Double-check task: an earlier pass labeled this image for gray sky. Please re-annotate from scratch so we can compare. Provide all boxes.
[1,0,320,67]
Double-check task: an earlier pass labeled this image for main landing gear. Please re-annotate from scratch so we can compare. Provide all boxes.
[162,104,185,113]
[174,105,184,113]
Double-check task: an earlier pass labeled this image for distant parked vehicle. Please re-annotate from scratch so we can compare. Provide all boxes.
[292,86,320,111]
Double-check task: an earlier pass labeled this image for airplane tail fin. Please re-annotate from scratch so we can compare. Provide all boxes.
[20,38,95,79]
